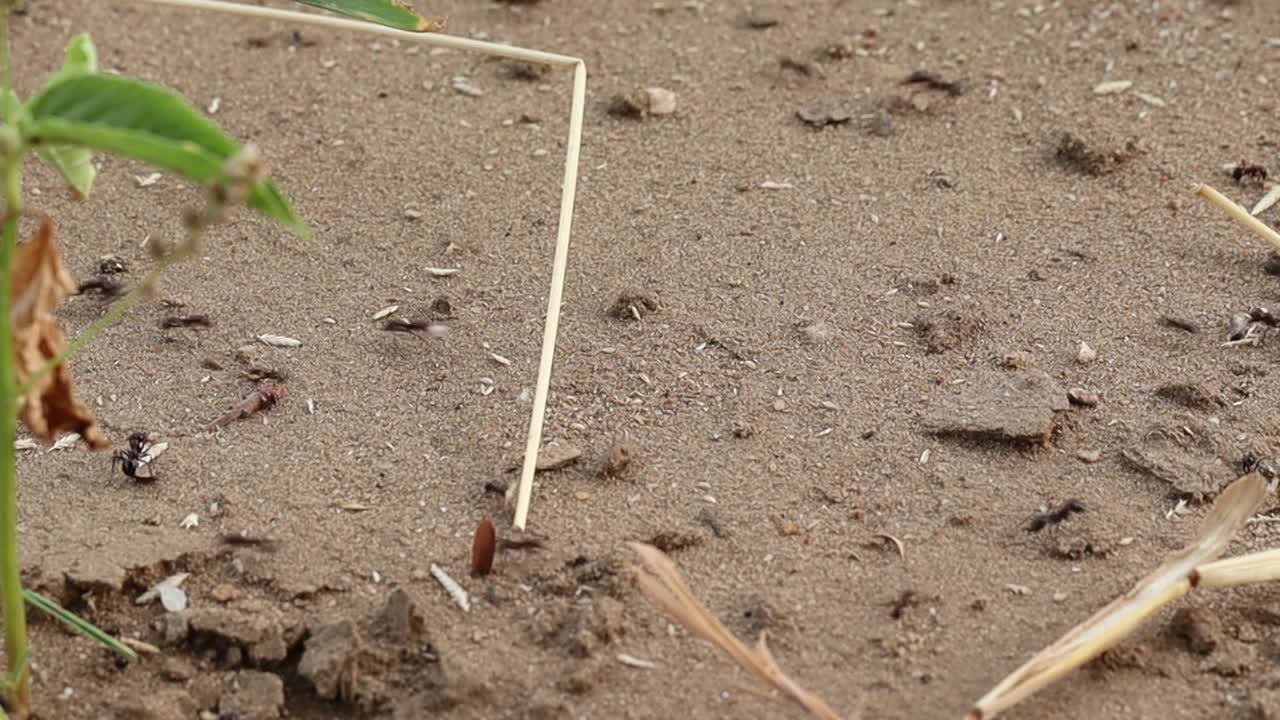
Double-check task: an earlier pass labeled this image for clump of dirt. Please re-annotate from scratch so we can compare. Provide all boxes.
[296,588,449,714]
[1121,418,1236,500]
[921,369,1068,445]
[601,439,640,477]
[608,289,659,320]
[533,595,626,659]
[1054,130,1141,176]
[1169,607,1222,655]
[1154,382,1222,412]
[647,529,704,554]
[913,311,982,354]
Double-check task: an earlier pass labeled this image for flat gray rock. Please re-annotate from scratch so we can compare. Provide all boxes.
[922,370,1068,444]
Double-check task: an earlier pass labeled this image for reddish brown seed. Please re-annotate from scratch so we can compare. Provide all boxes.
[471,518,496,577]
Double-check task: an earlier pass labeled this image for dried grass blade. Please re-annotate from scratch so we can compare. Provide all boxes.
[1198,183,1280,251]
[1196,547,1280,589]
[968,472,1266,720]
[628,542,844,720]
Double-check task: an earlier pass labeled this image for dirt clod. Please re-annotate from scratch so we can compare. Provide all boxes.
[298,619,365,701]
[608,290,658,320]
[602,440,639,477]
[922,369,1068,445]
[647,529,703,554]
[913,312,981,354]
[1121,419,1235,500]
[1170,607,1221,655]
[1155,382,1220,412]
[185,601,304,665]
[1054,131,1140,176]
[218,670,285,720]
[373,588,426,644]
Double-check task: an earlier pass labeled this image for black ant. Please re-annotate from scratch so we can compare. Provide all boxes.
[112,432,159,482]
[1232,162,1268,185]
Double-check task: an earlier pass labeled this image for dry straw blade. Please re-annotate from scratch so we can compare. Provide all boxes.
[628,542,845,720]
[1198,183,1280,251]
[1196,547,1280,589]
[968,472,1267,720]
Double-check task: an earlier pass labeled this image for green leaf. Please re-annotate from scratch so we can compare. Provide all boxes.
[291,0,441,31]
[25,74,307,236]
[49,32,97,82]
[23,590,137,662]
[36,33,98,197]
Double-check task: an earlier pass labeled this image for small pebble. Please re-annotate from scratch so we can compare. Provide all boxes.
[1075,448,1102,463]
[1067,387,1099,407]
[1076,341,1097,364]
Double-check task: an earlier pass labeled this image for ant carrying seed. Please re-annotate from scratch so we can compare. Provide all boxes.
[1232,162,1268,185]
[1025,499,1086,532]
[112,432,160,482]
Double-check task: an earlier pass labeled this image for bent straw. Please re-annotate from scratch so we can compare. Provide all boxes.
[629,543,846,720]
[128,0,587,530]
[1196,547,1280,589]
[968,472,1267,720]
[1198,183,1280,251]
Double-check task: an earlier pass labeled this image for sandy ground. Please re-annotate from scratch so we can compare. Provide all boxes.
[6,0,1280,718]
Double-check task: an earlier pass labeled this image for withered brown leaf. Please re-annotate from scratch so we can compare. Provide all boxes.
[9,219,107,448]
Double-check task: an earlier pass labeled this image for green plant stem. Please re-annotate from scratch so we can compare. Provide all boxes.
[0,4,10,100]
[0,157,29,717]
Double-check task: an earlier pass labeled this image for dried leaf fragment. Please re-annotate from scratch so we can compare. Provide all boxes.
[9,219,107,448]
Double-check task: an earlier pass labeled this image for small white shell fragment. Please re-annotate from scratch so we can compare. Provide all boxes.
[430,563,470,612]
[50,433,80,451]
[425,267,460,277]
[179,513,199,529]
[13,439,37,451]
[159,585,188,612]
[136,573,190,606]
[1092,79,1133,95]
[1076,341,1097,364]
[617,653,657,669]
[641,87,677,115]
[207,96,221,114]
[1251,184,1280,217]
[490,353,512,366]
[372,305,400,321]
[306,398,316,415]
[257,334,302,348]
[321,58,338,69]
[1135,92,1165,107]
[1052,591,1068,603]
[403,208,423,220]
[759,180,794,190]
[134,172,161,188]
[1005,584,1031,596]
[450,75,484,97]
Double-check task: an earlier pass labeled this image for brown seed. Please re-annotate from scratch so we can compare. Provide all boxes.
[471,518,496,577]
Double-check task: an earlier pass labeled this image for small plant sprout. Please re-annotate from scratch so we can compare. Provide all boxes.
[132,0,589,534]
